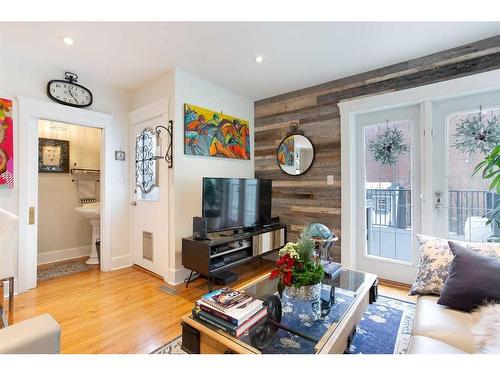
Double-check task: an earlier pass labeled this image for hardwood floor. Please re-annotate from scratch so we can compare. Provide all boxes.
[13,261,413,354]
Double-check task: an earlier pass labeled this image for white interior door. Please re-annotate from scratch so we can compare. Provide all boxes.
[355,105,421,284]
[430,91,500,242]
[130,110,170,278]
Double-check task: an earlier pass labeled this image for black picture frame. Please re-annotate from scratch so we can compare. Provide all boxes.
[38,138,70,173]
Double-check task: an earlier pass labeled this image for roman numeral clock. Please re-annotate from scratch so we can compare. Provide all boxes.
[47,72,93,108]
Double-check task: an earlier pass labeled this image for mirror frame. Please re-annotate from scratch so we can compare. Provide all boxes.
[276,124,315,176]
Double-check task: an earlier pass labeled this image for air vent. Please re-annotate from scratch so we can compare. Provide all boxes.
[143,231,153,261]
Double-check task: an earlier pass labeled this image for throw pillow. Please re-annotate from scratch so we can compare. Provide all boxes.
[437,241,500,312]
[472,303,500,354]
[409,234,499,296]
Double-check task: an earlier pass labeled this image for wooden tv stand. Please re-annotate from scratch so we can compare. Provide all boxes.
[182,225,286,291]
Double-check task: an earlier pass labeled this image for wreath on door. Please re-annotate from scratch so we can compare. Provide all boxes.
[454,108,500,155]
[367,127,409,166]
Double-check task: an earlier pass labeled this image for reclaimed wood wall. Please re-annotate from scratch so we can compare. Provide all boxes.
[254,35,500,262]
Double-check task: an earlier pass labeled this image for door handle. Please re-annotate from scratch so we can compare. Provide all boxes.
[435,191,444,210]
[131,201,137,206]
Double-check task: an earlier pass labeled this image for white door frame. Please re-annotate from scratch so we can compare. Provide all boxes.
[17,96,113,293]
[128,97,171,281]
[339,69,500,275]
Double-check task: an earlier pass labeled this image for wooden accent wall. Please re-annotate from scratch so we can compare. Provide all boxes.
[254,35,500,261]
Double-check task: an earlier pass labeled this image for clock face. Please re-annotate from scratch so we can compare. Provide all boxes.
[47,80,93,107]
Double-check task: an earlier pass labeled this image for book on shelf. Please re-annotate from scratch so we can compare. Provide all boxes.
[195,298,263,326]
[201,287,253,312]
[192,306,268,337]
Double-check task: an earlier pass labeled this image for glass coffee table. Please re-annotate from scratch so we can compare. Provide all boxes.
[181,267,378,354]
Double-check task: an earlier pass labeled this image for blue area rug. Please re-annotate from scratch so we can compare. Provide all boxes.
[152,295,415,354]
[348,296,415,354]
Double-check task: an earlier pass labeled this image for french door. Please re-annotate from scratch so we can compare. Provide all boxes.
[356,105,421,284]
[431,92,500,242]
[354,91,500,284]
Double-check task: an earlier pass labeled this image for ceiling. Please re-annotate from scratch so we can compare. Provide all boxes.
[2,22,500,100]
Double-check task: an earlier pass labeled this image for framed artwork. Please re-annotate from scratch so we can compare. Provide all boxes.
[0,98,14,188]
[38,138,70,173]
[184,103,250,160]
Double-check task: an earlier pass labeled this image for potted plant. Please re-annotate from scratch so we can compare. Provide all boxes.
[269,228,324,320]
[474,145,500,239]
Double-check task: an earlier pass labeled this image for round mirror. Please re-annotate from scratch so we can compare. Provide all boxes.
[276,134,315,176]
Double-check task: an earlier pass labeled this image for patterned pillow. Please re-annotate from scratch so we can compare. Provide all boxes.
[409,234,500,296]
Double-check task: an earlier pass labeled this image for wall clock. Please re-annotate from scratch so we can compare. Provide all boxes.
[47,72,93,108]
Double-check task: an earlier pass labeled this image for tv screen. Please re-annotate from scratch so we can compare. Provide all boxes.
[202,178,272,232]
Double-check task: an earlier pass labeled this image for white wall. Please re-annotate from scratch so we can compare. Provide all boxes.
[131,68,254,284]
[37,120,101,263]
[0,54,131,274]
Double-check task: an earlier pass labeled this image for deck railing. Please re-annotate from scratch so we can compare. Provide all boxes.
[366,188,499,235]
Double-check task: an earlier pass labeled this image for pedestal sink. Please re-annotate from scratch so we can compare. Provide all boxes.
[75,202,100,265]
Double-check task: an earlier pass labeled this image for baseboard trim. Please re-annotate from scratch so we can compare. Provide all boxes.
[37,246,91,265]
[111,255,132,270]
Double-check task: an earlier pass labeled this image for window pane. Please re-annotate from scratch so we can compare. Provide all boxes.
[447,108,500,241]
[364,120,412,262]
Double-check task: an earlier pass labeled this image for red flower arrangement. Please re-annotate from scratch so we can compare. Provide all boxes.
[270,253,297,297]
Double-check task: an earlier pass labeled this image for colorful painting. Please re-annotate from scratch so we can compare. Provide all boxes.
[277,136,295,166]
[0,98,14,188]
[184,104,250,160]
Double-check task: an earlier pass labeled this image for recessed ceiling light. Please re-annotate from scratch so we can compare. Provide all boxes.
[62,36,75,45]
[255,55,264,63]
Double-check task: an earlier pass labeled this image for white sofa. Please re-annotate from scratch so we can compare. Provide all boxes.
[408,295,475,354]
[0,314,61,354]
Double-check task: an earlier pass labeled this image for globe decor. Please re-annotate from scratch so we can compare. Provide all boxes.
[367,126,409,166]
[270,227,324,321]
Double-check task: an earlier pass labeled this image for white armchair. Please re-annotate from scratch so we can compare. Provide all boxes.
[0,208,18,327]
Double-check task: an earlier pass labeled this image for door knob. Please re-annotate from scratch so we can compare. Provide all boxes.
[131,201,137,206]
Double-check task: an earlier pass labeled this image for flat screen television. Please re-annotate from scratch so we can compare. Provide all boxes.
[202,177,272,233]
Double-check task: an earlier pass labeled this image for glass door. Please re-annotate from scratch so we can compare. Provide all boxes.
[355,105,421,284]
[432,91,500,242]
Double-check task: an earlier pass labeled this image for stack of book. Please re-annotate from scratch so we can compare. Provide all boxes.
[192,287,267,337]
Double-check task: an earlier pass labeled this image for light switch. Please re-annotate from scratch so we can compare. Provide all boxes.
[327,175,334,185]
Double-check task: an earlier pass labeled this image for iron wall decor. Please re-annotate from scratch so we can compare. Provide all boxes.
[38,138,70,173]
[276,122,315,176]
[47,72,93,108]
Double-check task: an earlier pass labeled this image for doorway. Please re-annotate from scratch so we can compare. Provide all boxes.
[17,96,113,294]
[37,120,102,281]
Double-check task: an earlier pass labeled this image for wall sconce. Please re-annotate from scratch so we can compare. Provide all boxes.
[154,120,173,168]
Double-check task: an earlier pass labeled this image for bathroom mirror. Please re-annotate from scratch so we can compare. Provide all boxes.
[276,124,315,176]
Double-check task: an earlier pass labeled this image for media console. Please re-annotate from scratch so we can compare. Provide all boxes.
[182,224,286,291]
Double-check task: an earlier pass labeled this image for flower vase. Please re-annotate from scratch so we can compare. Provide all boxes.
[283,283,321,321]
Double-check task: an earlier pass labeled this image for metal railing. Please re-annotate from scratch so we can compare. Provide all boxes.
[448,189,499,236]
[366,188,499,235]
[366,189,411,229]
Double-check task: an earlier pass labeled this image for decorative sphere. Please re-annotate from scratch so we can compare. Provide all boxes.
[306,223,338,241]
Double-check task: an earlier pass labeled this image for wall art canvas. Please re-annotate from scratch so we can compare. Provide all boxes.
[38,138,70,173]
[0,98,14,189]
[184,103,250,160]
